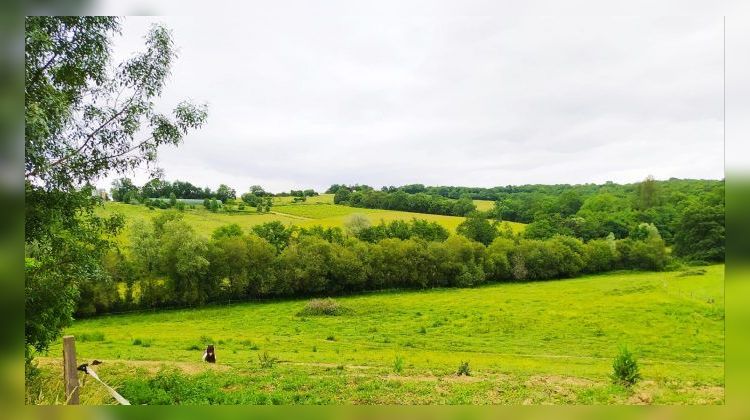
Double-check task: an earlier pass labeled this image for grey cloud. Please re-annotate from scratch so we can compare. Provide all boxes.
[98,14,725,193]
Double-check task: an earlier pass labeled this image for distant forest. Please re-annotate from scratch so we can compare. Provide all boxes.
[328,177,724,250]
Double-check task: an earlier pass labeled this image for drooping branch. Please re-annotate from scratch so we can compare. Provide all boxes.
[25,90,142,179]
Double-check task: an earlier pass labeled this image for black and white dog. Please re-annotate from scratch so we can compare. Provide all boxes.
[202,344,216,363]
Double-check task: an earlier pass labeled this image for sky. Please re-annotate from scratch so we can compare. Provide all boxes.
[97,14,727,194]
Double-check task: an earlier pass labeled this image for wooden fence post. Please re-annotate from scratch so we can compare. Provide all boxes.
[62,335,79,404]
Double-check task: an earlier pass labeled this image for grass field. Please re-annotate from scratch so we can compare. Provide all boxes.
[272,194,334,205]
[473,200,496,211]
[35,265,724,405]
[97,196,524,244]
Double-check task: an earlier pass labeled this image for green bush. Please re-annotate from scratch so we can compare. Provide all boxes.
[393,355,404,374]
[456,360,471,376]
[132,338,152,347]
[258,351,277,368]
[611,346,641,386]
[78,331,105,342]
[296,298,351,316]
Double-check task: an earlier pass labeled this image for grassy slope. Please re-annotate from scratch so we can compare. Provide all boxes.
[98,194,524,243]
[473,199,495,211]
[40,265,724,404]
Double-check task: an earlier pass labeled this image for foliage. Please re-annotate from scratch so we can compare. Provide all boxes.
[673,200,725,262]
[333,186,477,217]
[251,221,293,252]
[456,361,471,376]
[24,16,206,357]
[456,212,498,245]
[258,351,278,369]
[77,209,673,314]
[393,356,404,374]
[296,298,352,316]
[611,347,641,386]
[211,223,243,240]
[355,218,449,243]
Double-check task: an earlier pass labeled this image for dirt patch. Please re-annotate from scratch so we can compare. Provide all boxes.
[628,392,653,404]
[384,374,438,382]
[35,357,231,375]
[525,375,595,387]
[383,373,483,383]
[281,361,375,370]
[525,375,597,403]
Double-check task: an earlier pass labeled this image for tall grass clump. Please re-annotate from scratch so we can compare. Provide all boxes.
[296,298,352,316]
[393,355,404,374]
[78,331,105,342]
[456,361,471,376]
[611,346,641,386]
[258,351,277,369]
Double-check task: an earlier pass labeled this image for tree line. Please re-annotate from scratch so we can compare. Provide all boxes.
[327,177,725,262]
[112,177,319,204]
[79,213,669,317]
[333,187,477,216]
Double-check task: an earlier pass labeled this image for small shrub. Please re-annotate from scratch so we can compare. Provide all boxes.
[611,346,641,386]
[239,339,259,350]
[312,346,317,352]
[199,335,214,344]
[186,344,201,351]
[258,351,277,369]
[456,361,471,376]
[297,298,352,316]
[326,335,335,341]
[78,332,105,342]
[677,268,707,277]
[393,355,404,374]
[418,326,427,334]
[132,338,152,347]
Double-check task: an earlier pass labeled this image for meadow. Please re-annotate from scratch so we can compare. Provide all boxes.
[34,265,724,405]
[97,194,525,244]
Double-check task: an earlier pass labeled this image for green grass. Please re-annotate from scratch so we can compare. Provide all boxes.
[97,200,525,245]
[473,200,496,212]
[38,265,724,404]
[272,194,335,205]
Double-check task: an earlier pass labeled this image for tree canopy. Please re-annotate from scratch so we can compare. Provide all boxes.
[25,17,207,358]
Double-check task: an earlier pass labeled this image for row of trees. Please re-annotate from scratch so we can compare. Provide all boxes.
[82,213,668,316]
[25,16,208,366]
[113,178,320,204]
[327,178,724,262]
[111,178,237,203]
[334,188,477,216]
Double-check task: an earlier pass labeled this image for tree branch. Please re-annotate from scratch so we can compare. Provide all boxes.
[25,92,140,179]
[78,135,155,169]
[26,52,59,92]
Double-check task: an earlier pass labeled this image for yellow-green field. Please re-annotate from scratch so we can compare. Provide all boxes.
[97,196,524,244]
[271,194,334,205]
[36,265,724,404]
[473,200,496,211]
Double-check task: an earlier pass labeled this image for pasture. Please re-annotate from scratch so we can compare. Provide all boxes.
[36,265,724,404]
[97,195,524,244]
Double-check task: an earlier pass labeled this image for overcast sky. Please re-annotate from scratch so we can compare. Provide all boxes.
[98,14,725,193]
